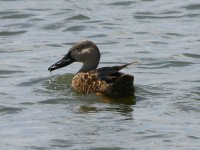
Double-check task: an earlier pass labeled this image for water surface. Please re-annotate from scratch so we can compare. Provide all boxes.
[0,0,200,149]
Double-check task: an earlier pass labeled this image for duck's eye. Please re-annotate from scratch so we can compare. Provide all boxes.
[76,45,82,51]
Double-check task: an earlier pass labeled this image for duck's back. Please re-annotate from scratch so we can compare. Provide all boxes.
[72,64,135,98]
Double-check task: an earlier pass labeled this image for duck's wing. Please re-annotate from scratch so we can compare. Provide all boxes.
[96,62,135,83]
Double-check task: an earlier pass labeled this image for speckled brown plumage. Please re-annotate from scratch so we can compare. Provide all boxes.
[48,40,135,98]
[72,71,107,94]
[72,64,135,98]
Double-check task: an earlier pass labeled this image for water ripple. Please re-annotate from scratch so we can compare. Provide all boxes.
[0,70,24,75]
[183,3,200,10]
[165,32,185,37]
[175,101,200,113]
[0,106,23,115]
[51,139,74,149]
[66,14,90,20]
[1,12,35,19]
[139,60,194,69]
[5,23,32,28]
[37,98,73,104]
[42,22,65,30]
[87,34,107,38]
[108,1,135,6]
[63,25,86,31]
[183,53,200,59]
[17,77,51,87]
[0,31,26,36]
[134,14,182,19]
[79,104,133,114]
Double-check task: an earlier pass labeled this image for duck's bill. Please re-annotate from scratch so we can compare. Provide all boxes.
[48,55,75,72]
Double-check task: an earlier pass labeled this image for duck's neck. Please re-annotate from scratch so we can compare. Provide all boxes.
[78,61,99,73]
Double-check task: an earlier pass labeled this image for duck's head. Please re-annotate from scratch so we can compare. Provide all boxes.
[48,40,101,73]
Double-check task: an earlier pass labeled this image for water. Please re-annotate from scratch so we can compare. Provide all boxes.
[0,0,200,149]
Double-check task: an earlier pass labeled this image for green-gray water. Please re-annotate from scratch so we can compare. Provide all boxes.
[1,1,200,149]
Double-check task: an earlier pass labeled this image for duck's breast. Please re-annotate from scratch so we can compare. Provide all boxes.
[72,72,107,94]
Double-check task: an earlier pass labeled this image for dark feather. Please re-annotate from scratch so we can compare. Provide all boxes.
[96,62,136,83]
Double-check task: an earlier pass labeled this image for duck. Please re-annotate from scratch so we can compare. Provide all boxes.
[48,40,135,98]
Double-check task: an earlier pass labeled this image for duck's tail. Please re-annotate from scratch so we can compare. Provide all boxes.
[113,61,138,71]
[101,74,135,98]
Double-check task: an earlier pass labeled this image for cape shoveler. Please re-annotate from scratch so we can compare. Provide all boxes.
[48,40,135,98]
